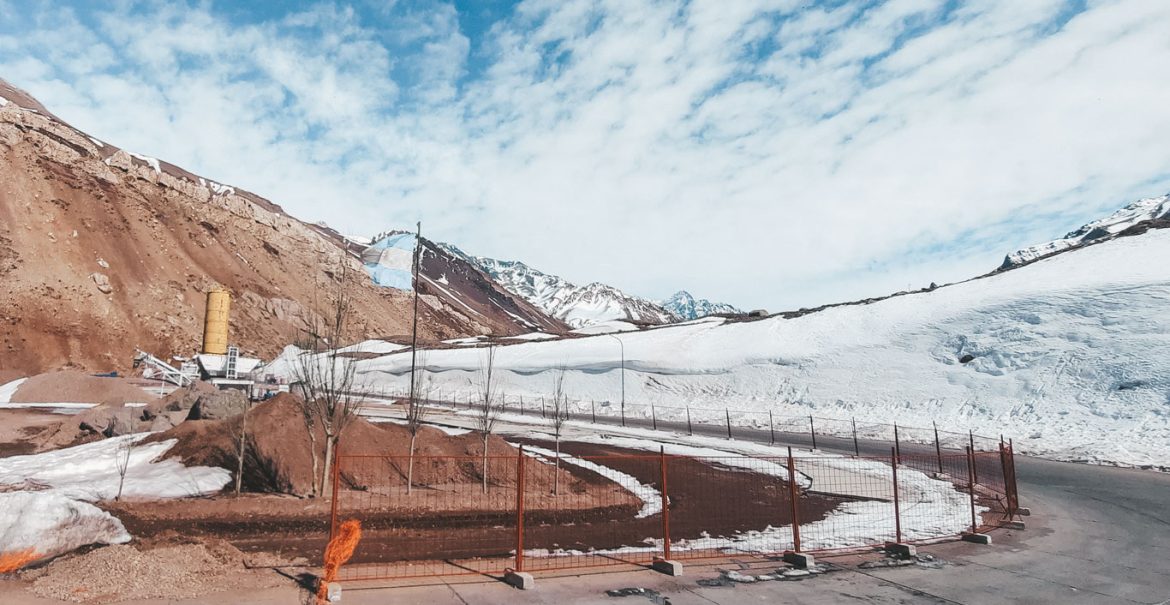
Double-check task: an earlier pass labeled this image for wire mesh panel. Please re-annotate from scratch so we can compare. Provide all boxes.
[329,441,1017,581]
[335,454,520,581]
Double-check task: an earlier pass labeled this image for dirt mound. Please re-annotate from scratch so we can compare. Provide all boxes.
[22,539,282,604]
[151,393,566,497]
[9,371,157,404]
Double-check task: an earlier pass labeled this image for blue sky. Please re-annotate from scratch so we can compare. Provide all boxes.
[1,0,1168,310]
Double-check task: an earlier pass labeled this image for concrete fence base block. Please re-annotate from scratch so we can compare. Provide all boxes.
[504,570,535,590]
[884,542,918,557]
[782,551,816,568]
[961,532,992,545]
[1017,507,1032,516]
[325,582,342,602]
[652,558,684,576]
[1004,520,1026,530]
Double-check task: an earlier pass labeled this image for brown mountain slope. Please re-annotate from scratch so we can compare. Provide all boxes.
[0,79,562,373]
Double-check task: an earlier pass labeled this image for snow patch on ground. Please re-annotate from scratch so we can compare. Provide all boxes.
[0,377,27,403]
[521,444,662,518]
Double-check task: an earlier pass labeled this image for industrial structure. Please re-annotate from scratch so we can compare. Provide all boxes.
[134,286,280,398]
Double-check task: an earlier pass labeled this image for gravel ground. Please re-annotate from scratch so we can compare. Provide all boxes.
[21,540,285,603]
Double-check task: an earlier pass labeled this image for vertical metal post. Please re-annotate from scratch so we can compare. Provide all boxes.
[591,399,597,424]
[891,447,902,544]
[786,446,802,552]
[660,446,671,560]
[934,421,944,475]
[852,417,860,457]
[515,446,526,572]
[725,409,732,439]
[769,410,775,445]
[519,395,524,415]
[966,445,977,533]
[686,407,693,436]
[893,424,901,465]
[540,396,546,419]
[969,431,979,485]
[329,446,341,541]
[621,402,626,428]
[651,403,658,431]
[809,415,817,450]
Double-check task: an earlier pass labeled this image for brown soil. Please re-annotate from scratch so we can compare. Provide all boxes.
[8,371,158,404]
[100,439,852,569]
[147,393,577,497]
[0,79,563,375]
[0,408,62,457]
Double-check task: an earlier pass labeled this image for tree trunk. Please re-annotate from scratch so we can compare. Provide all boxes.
[481,433,489,494]
[235,408,247,496]
[321,434,335,499]
[554,437,561,496]
[306,423,320,497]
[407,432,417,495]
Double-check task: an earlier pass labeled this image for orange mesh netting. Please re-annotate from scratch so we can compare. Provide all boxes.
[316,519,362,603]
[0,549,39,574]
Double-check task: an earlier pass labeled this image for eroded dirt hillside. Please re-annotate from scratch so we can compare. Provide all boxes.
[0,79,560,373]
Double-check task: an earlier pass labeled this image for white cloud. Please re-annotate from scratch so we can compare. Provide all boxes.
[1,0,1168,310]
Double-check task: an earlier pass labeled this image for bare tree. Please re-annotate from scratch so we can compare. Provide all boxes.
[223,392,251,496]
[550,366,570,495]
[293,260,368,498]
[405,353,431,494]
[475,346,502,494]
[113,415,142,502]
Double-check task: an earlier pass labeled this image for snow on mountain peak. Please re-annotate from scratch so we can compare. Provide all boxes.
[661,290,741,321]
[1002,193,1170,269]
[439,245,676,328]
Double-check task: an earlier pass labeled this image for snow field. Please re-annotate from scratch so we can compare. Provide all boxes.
[296,229,1170,468]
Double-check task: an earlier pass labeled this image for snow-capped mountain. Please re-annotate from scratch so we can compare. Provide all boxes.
[1001,193,1170,268]
[438,245,675,328]
[661,291,741,321]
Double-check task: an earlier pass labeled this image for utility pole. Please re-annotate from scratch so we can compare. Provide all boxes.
[607,333,625,427]
[408,222,422,407]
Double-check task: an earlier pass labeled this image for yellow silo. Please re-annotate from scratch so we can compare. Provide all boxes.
[202,288,231,355]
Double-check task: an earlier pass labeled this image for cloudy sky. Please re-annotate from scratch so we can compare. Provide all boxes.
[1,0,1168,310]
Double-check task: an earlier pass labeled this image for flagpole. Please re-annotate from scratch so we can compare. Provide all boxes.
[408,222,421,404]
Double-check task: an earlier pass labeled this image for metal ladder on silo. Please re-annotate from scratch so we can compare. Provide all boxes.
[226,346,239,380]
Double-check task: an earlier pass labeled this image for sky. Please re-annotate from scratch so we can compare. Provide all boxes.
[1,0,1168,311]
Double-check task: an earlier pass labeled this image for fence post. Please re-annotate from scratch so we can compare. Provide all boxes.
[891,447,902,544]
[852,417,859,456]
[934,421,943,475]
[969,431,978,484]
[660,446,671,561]
[686,407,693,436]
[893,424,901,465]
[768,410,775,445]
[328,447,341,542]
[725,409,732,440]
[591,399,597,424]
[515,446,526,572]
[541,396,547,419]
[651,403,658,431]
[786,446,802,552]
[966,445,977,533]
[809,415,817,450]
[621,402,626,428]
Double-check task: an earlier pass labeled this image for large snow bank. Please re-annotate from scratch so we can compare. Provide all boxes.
[285,228,1170,468]
[0,492,130,563]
